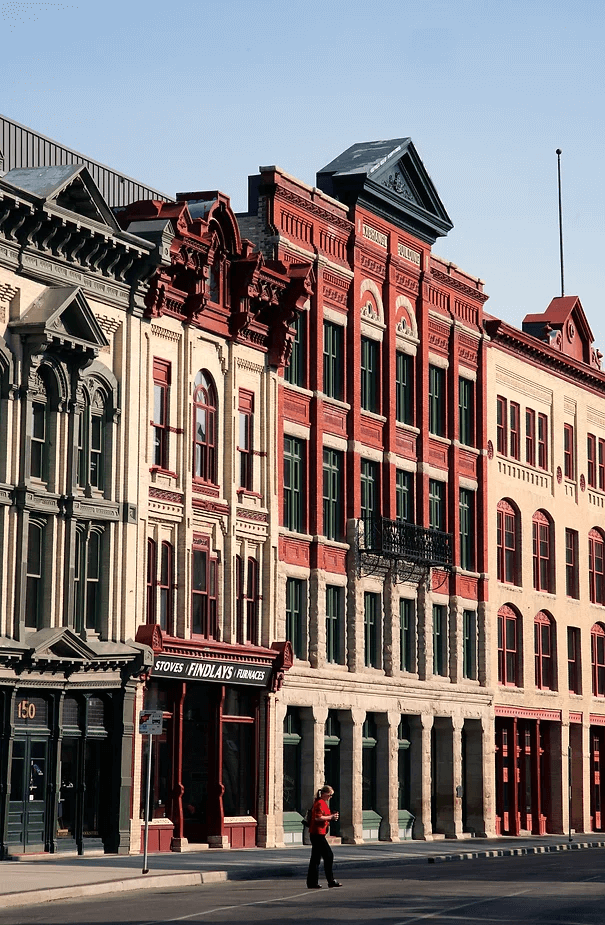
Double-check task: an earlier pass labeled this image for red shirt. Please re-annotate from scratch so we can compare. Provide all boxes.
[309,798,331,835]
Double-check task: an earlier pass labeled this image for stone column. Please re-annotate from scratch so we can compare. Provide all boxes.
[375,711,399,841]
[338,708,364,844]
[300,705,321,814]
[581,721,592,835]
[270,698,288,848]
[449,597,462,684]
[569,720,585,834]
[433,716,455,837]
[463,718,487,837]
[482,714,496,836]
[560,720,571,838]
[416,580,431,680]
[410,713,433,839]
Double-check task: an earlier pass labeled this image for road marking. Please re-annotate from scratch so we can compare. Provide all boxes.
[140,889,317,924]
[393,888,531,924]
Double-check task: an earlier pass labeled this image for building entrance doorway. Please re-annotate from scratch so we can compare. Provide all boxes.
[7,738,48,853]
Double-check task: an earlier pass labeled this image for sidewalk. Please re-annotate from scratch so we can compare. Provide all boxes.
[1,835,605,909]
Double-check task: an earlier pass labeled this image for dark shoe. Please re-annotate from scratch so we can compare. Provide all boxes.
[328,881,342,888]
[307,884,322,889]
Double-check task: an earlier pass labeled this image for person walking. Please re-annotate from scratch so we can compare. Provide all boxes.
[306,785,342,889]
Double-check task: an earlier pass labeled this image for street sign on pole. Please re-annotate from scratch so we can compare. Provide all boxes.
[140,710,164,873]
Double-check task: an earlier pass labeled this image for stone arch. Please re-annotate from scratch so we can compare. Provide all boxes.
[359,278,384,326]
[395,295,418,341]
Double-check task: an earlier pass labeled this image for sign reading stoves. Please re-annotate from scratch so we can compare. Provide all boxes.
[152,654,271,687]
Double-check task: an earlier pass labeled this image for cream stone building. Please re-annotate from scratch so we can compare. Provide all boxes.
[486,298,605,837]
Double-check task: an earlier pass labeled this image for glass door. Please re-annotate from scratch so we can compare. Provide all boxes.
[7,738,48,853]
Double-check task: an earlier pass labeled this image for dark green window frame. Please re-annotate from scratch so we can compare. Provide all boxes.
[433,603,447,677]
[459,488,475,571]
[326,584,343,664]
[400,598,415,672]
[361,459,379,521]
[283,436,305,532]
[459,377,474,447]
[284,313,305,387]
[285,577,305,658]
[428,365,445,436]
[323,321,344,400]
[323,448,343,541]
[361,337,379,413]
[429,479,445,532]
[396,469,414,523]
[396,351,413,425]
[364,591,381,668]
[463,609,477,680]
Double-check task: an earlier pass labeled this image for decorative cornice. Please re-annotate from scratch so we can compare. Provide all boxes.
[431,267,489,303]
[274,186,351,232]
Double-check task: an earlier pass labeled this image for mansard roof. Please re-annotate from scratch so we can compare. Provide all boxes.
[3,164,120,230]
[316,137,453,244]
[11,285,109,354]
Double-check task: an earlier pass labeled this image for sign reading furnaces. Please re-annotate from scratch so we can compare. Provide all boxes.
[153,655,272,687]
[397,242,421,266]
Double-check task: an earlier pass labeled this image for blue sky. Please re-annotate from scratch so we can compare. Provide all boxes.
[2,0,604,347]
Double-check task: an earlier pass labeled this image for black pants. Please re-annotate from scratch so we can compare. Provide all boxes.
[307,833,334,886]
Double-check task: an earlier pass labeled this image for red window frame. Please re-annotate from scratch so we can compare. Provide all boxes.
[498,606,519,686]
[509,402,520,460]
[193,370,217,484]
[532,510,554,593]
[566,528,579,599]
[191,536,218,639]
[534,611,554,690]
[599,438,605,490]
[564,423,575,479]
[146,538,157,624]
[246,557,259,645]
[525,408,536,466]
[497,500,519,585]
[589,529,605,605]
[159,541,174,635]
[238,390,254,491]
[538,413,548,469]
[496,396,507,455]
[592,622,605,697]
[568,626,581,694]
[588,434,597,488]
[152,358,171,470]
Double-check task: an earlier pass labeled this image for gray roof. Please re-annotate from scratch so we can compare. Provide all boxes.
[3,164,84,198]
[318,138,412,178]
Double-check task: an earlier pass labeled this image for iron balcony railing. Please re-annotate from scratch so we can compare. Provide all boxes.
[360,518,453,569]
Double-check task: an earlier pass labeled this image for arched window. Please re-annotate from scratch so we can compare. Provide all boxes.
[589,528,605,605]
[146,538,157,624]
[25,518,46,629]
[533,510,554,593]
[193,370,217,484]
[78,389,106,491]
[497,500,520,585]
[30,388,49,481]
[159,541,174,634]
[592,623,605,696]
[498,605,520,687]
[534,611,555,690]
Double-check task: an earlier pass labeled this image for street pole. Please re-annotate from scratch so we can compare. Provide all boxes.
[142,732,153,874]
[568,742,573,843]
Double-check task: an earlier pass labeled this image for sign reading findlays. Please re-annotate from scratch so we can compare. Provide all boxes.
[152,655,272,687]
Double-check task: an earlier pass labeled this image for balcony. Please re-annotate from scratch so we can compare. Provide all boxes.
[359,517,453,570]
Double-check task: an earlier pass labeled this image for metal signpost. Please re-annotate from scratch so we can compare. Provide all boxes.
[139,710,163,874]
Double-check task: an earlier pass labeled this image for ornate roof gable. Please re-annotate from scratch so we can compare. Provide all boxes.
[316,137,453,244]
[523,295,601,369]
[2,164,120,231]
[11,285,109,356]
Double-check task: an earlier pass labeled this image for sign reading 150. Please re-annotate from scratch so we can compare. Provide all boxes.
[17,700,36,720]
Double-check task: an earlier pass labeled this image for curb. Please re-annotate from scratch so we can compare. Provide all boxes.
[0,870,227,909]
[428,840,605,863]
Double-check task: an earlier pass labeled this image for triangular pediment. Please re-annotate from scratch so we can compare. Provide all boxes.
[316,138,453,244]
[2,164,119,231]
[26,627,100,662]
[523,295,598,366]
[12,285,109,351]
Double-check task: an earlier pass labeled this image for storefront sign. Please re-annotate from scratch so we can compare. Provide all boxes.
[152,655,272,687]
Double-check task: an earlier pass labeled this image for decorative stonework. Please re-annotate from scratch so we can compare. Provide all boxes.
[95,314,121,337]
[150,324,181,343]
[236,358,264,374]
[487,440,494,460]
[557,466,563,484]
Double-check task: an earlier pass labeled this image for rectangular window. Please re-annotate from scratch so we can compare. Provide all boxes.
[361,337,379,413]
[152,359,170,470]
[323,448,343,541]
[566,528,579,599]
[429,479,445,532]
[400,598,415,673]
[538,413,548,469]
[459,489,475,571]
[588,434,597,488]
[364,592,381,668]
[497,506,518,584]
[191,541,217,639]
[323,321,344,400]
[458,377,474,447]
[326,585,344,664]
[360,459,379,522]
[496,395,507,455]
[498,611,518,686]
[568,626,581,694]
[238,390,254,490]
[463,610,477,680]
[284,313,305,387]
[526,408,536,466]
[396,469,414,523]
[284,436,305,532]
[429,366,446,436]
[25,521,44,629]
[509,402,520,460]
[285,577,305,659]
[396,351,413,425]
[564,423,575,479]
[533,516,553,593]
[433,604,447,677]
[159,542,174,634]
[599,438,605,490]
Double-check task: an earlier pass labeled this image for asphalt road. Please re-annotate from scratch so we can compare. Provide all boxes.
[3,849,605,925]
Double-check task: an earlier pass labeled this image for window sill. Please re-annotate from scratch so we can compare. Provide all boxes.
[317,392,351,411]
[193,481,220,497]
[360,410,387,424]
[280,528,313,542]
[396,422,420,436]
[282,382,313,398]
[237,489,263,500]
[150,466,179,479]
